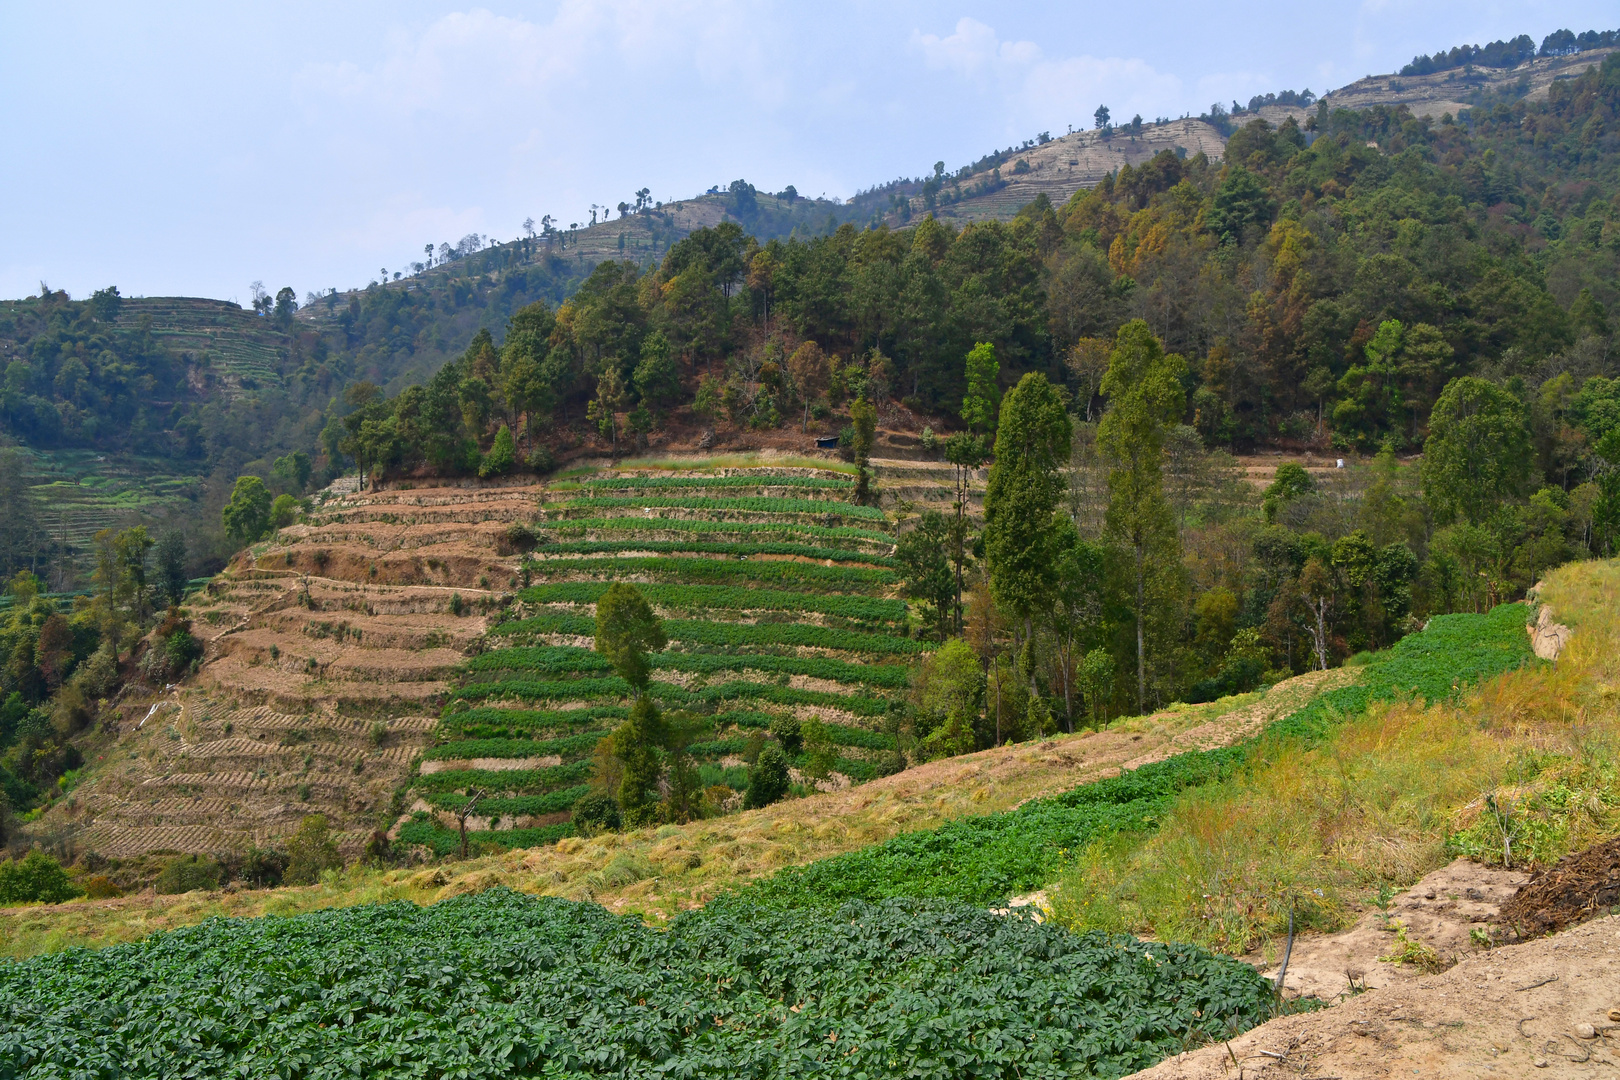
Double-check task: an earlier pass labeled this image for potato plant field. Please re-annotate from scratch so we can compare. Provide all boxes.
[403,463,922,854]
[0,890,1275,1079]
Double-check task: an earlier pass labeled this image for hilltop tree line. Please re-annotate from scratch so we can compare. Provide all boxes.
[1400,26,1618,77]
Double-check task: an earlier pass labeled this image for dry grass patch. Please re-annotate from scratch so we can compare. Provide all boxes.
[1051,560,1620,956]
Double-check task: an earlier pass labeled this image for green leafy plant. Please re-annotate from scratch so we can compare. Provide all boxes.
[0,888,1274,1077]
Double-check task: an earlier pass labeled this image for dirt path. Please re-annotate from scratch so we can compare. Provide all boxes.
[1132,914,1620,1079]
[1249,859,1531,1003]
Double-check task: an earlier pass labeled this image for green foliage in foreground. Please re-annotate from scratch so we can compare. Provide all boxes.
[547,494,887,521]
[525,555,898,593]
[0,889,1273,1079]
[492,613,931,655]
[518,582,907,627]
[739,603,1535,911]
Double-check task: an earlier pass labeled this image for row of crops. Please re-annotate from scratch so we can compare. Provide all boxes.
[0,890,1276,1078]
[400,466,922,853]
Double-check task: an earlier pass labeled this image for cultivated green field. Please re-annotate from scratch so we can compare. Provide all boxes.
[399,464,922,853]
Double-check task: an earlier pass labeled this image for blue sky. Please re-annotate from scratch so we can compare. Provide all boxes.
[1,1,1613,304]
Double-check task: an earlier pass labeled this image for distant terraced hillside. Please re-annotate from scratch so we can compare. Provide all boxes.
[114,296,289,392]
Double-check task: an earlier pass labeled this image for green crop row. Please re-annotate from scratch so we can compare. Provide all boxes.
[396,821,576,857]
[450,677,626,705]
[411,760,594,796]
[549,516,892,548]
[742,748,1247,910]
[465,645,910,689]
[0,888,1274,1078]
[545,495,886,520]
[735,602,1537,912]
[491,612,932,655]
[423,786,593,817]
[1266,602,1532,743]
[516,582,906,626]
[577,474,852,491]
[529,539,893,566]
[452,676,894,718]
[523,555,897,593]
[437,706,627,740]
[421,731,606,762]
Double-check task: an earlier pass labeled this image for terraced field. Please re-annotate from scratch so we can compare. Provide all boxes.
[49,479,542,856]
[116,296,288,389]
[46,454,948,860]
[398,461,923,853]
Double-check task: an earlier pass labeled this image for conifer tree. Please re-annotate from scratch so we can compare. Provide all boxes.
[1098,321,1186,713]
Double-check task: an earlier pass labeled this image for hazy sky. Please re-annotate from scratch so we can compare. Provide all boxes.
[3,1,1614,304]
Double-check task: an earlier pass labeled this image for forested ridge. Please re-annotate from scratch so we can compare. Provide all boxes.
[333,51,1620,469]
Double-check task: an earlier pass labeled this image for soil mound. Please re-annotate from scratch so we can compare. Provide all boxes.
[1497,836,1620,937]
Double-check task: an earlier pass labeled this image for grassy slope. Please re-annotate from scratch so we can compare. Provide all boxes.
[1051,563,1618,953]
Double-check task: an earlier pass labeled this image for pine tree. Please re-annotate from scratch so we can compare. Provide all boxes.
[1098,321,1187,713]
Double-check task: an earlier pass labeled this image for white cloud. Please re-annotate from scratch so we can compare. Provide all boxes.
[912,17,1181,129]
[295,2,789,121]
[913,17,1036,79]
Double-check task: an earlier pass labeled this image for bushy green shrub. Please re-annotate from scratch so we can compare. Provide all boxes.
[155,855,224,895]
[284,815,343,885]
[767,715,801,754]
[571,792,622,834]
[478,425,516,478]
[0,850,82,905]
[239,847,289,888]
[743,747,790,809]
[164,630,202,673]
[525,444,557,475]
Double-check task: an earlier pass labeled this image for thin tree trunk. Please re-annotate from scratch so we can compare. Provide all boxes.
[1135,540,1146,713]
[1060,629,1074,732]
[994,661,1002,746]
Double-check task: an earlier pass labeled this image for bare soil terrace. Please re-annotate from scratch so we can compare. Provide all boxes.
[37,480,550,857]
